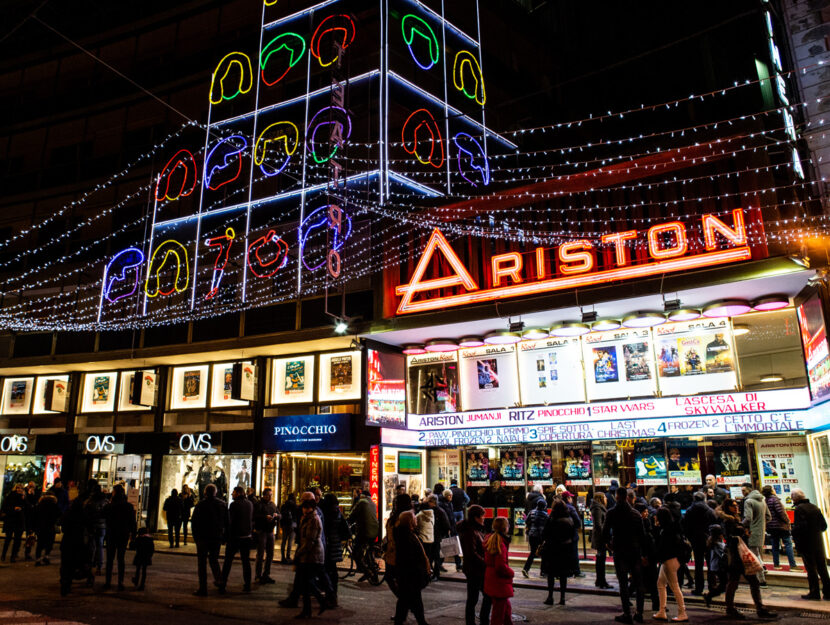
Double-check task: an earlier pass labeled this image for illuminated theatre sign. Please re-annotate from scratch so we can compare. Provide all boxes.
[395,208,754,315]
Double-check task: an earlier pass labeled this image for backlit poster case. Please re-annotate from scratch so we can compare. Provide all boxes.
[563,443,592,486]
[366,349,406,429]
[92,376,111,405]
[797,293,830,402]
[10,381,28,409]
[47,379,69,412]
[330,355,353,392]
[285,360,306,395]
[713,438,751,485]
[466,450,491,486]
[635,441,667,485]
[656,320,737,396]
[44,455,62,490]
[407,352,459,414]
[667,440,701,485]
[458,345,520,411]
[526,448,552,486]
[222,367,233,400]
[592,442,620,487]
[182,370,202,402]
[756,437,816,507]
[583,329,657,401]
[499,448,524,486]
[517,338,586,405]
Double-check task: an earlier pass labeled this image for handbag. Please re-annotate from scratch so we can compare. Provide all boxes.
[439,535,462,558]
[535,541,545,557]
[737,537,763,576]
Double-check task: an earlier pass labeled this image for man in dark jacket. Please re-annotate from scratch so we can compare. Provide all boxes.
[219,486,254,592]
[1,483,26,562]
[458,505,490,625]
[791,488,830,600]
[603,488,646,624]
[682,491,716,595]
[348,490,379,580]
[606,479,620,511]
[561,491,584,577]
[524,485,544,517]
[254,488,278,584]
[48,478,70,515]
[163,488,184,548]
[590,492,612,589]
[702,474,728,505]
[427,494,451,579]
[450,479,470,523]
[190,484,228,596]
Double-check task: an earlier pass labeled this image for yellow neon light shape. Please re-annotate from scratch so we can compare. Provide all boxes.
[264,0,278,5]
[145,240,190,298]
[453,51,486,105]
[209,52,253,105]
[254,121,299,166]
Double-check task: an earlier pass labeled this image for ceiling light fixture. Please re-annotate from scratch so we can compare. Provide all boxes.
[425,339,460,352]
[591,319,621,332]
[402,344,426,355]
[484,331,521,345]
[521,327,550,340]
[760,373,783,383]
[752,295,790,311]
[667,308,701,322]
[550,321,590,337]
[703,300,752,318]
[459,336,485,348]
[622,311,667,328]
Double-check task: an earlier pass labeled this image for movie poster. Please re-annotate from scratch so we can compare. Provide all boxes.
[798,293,830,401]
[92,376,111,405]
[231,458,251,490]
[592,442,620,486]
[9,381,27,408]
[458,345,519,411]
[667,440,701,485]
[183,370,201,401]
[593,346,619,383]
[563,443,592,486]
[635,441,667,485]
[517,337,586,405]
[44,455,62,490]
[656,320,737,395]
[756,437,816,507]
[466,450,491,486]
[678,337,705,375]
[705,332,734,373]
[657,340,681,377]
[407,355,460,414]
[499,448,524,485]
[477,359,499,390]
[330,355,353,392]
[713,438,751,485]
[222,367,233,400]
[366,349,406,429]
[285,360,306,394]
[623,342,652,381]
[526,448,553,486]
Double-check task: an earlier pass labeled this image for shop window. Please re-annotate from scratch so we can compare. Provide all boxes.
[733,309,806,391]
[274,452,368,515]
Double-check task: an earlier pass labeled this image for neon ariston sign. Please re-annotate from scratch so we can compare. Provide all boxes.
[395,208,755,315]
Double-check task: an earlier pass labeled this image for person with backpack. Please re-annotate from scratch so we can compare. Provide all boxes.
[541,500,575,605]
[652,507,688,622]
[762,485,797,570]
[521,498,548,578]
[450,479,469,523]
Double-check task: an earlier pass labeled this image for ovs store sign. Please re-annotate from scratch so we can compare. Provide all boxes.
[178,433,215,453]
[0,434,29,453]
[85,435,116,454]
[263,414,351,452]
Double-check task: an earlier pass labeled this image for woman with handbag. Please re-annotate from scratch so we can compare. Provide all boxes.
[762,485,798,570]
[393,510,431,625]
[718,498,776,619]
[484,516,515,624]
[540,500,574,605]
[652,507,688,622]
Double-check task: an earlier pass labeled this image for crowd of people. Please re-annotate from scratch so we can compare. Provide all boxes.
[2,473,829,624]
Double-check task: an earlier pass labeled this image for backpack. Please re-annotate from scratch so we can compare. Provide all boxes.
[678,534,693,564]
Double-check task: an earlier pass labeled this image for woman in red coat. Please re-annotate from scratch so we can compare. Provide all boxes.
[484,517,514,625]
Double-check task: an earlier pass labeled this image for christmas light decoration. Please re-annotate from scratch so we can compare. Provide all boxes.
[306,105,352,164]
[144,240,190,298]
[401,14,440,70]
[247,229,289,278]
[205,228,236,299]
[453,50,485,105]
[299,205,352,272]
[155,149,198,201]
[204,135,248,190]
[209,52,254,104]
[260,32,306,86]
[402,109,444,168]
[309,14,356,67]
[101,247,145,304]
[453,132,490,186]
[254,120,299,176]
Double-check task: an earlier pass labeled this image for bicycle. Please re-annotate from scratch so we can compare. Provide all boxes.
[339,528,385,586]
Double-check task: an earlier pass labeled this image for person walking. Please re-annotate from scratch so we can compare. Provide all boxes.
[741,482,771,587]
[718,497,777,619]
[385,493,412,597]
[484,517,514,625]
[394,509,431,625]
[254,487,278,585]
[59,489,93,596]
[180,484,195,546]
[22,481,38,561]
[591,492,613,589]
[703,524,728,606]
[294,497,328,618]
[280,493,298,563]
[163,488,184,548]
[48,478,70,515]
[525,485,544,517]
[638,502,661,614]
[450,479,470,523]
[415,498,436,574]
[682,491,716,595]
[652,507,688,622]
[459,505,491,625]
[102,484,137,591]
[602,488,647,624]
[1,483,26,562]
[438,489,461,573]
[33,491,60,566]
[426,494,450,579]
[791,488,830,600]
[541,500,575,605]
[219,486,254,592]
[190,483,228,596]
[762,485,797,571]
[522,498,548,578]
[131,526,155,590]
[561,491,584,577]
[348,490,380,581]
[320,493,349,606]
[84,481,108,576]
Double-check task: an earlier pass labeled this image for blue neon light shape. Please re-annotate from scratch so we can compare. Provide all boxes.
[306,106,352,164]
[299,205,353,272]
[204,135,248,190]
[453,133,490,186]
[103,247,145,303]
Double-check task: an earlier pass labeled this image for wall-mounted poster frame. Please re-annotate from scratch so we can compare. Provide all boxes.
[169,365,209,410]
[457,344,520,411]
[516,337,585,406]
[271,355,315,405]
[118,370,156,411]
[210,362,249,408]
[80,372,118,413]
[582,328,657,400]
[32,375,69,414]
[1,377,34,415]
[318,351,362,403]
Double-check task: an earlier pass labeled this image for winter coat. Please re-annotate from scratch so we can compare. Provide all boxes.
[525,508,549,541]
[295,512,325,564]
[1,491,26,531]
[606,481,620,511]
[163,495,183,523]
[104,499,137,543]
[416,508,435,544]
[190,494,228,543]
[709,539,726,573]
[564,502,581,541]
[655,520,684,563]
[525,491,544,516]
[85,492,108,532]
[323,507,350,564]
[590,500,606,550]
[602,500,645,562]
[227,497,254,540]
[682,501,716,544]
[742,490,770,548]
[792,499,828,555]
[765,494,790,532]
[180,493,195,520]
[48,486,69,515]
[718,509,749,573]
[347,497,379,541]
[394,524,431,589]
[541,516,574,577]
[450,486,469,512]
[438,499,457,535]
[484,538,514,599]
[254,500,278,533]
[34,494,60,534]
[133,534,155,566]
[280,501,298,529]
[384,516,398,566]
[431,504,451,541]
[458,519,487,582]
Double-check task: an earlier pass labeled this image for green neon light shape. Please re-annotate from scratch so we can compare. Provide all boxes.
[401,14,440,70]
[260,32,306,87]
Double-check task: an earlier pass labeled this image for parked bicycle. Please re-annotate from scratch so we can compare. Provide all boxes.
[340,525,385,586]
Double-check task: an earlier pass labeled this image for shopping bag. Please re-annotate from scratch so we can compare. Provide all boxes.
[440,535,462,558]
[737,537,763,576]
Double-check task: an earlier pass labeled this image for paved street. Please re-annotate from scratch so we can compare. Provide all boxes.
[0,550,828,625]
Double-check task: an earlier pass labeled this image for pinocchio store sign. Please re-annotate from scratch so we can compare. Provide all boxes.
[395,209,755,315]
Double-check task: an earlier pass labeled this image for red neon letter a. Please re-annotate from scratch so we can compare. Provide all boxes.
[395,229,479,314]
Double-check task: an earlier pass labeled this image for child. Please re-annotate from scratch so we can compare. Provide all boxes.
[484,517,514,625]
[703,524,727,606]
[132,527,155,590]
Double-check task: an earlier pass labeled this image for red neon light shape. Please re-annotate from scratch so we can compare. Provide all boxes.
[402,109,444,169]
[558,240,594,274]
[648,222,688,260]
[310,14,356,67]
[155,149,198,202]
[247,229,289,278]
[703,209,747,250]
[205,227,235,300]
[491,252,523,287]
[601,230,637,266]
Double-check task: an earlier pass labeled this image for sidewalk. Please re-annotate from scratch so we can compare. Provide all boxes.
[153,541,830,616]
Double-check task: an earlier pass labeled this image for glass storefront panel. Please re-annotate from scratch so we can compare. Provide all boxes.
[808,432,830,554]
